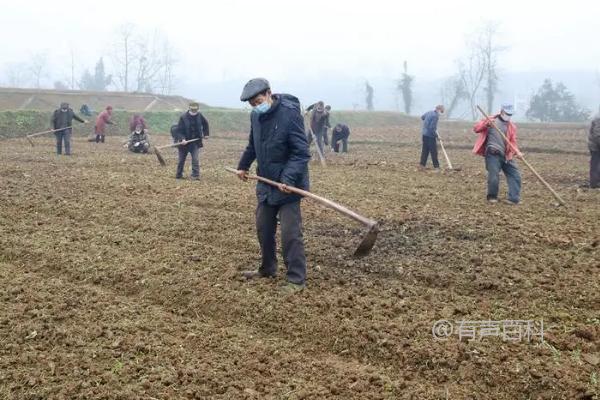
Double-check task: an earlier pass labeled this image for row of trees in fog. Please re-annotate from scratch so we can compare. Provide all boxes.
[2,20,598,121]
[365,22,596,122]
[3,24,177,95]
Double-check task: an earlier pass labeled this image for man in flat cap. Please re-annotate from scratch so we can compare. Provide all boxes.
[51,102,88,155]
[174,102,210,180]
[235,78,311,293]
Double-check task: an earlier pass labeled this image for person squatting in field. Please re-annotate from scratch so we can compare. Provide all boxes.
[236,78,311,293]
[588,113,600,188]
[472,103,522,205]
[51,102,87,155]
[95,105,114,143]
[128,123,150,153]
[420,105,444,171]
[174,102,209,180]
[129,114,148,134]
[331,123,350,153]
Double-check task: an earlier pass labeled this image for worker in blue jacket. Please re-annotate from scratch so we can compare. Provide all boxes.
[235,78,311,293]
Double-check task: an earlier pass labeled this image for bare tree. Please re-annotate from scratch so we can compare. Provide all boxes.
[109,25,177,94]
[158,39,177,95]
[365,81,374,111]
[458,48,486,120]
[440,71,468,118]
[133,31,163,92]
[70,46,76,90]
[456,21,506,120]
[112,24,135,91]
[479,22,505,114]
[396,60,414,114]
[29,53,48,88]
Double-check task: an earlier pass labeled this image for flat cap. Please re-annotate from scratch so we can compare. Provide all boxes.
[240,78,270,101]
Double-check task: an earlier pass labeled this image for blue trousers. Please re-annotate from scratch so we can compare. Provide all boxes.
[485,152,522,202]
[420,136,439,168]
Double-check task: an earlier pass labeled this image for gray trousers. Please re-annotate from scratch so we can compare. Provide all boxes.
[55,129,72,155]
[176,143,200,178]
[256,200,307,285]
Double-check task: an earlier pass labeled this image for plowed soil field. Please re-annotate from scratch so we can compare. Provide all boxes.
[1,124,598,399]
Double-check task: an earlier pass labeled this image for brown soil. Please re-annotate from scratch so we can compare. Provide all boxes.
[0,125,598,399]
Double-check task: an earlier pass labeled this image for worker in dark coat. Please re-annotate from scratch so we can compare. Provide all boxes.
[235,78,311,293]
[323,105,331,146]
[51,102,87,155]
[331,123,350,153]
[588,115,600,188]
[174,102,209,180]
[307,101,327,154]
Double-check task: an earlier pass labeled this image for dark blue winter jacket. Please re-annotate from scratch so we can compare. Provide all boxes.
[421,110,440,137]
[237,94,311,206]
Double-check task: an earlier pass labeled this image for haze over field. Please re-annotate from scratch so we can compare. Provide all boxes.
[1,0,599,115]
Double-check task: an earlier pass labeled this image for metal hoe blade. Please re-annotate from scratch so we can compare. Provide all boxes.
[353,223,379,257]
[154,146,167,166]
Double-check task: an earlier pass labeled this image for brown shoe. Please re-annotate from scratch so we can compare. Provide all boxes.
[241,270,275,280]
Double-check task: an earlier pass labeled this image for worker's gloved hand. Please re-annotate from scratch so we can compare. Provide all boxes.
[236,170,249,182]
[84,120,89,124]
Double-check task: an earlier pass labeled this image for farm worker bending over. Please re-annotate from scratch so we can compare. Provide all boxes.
[127,124,150,153]
[95,105,114,143]
[174,102,209,180]
[588,113,600,188]
[419,105,444,171]
[331,123,351,153]
[235,78,311,293]
[473,103,522,205]
[51,102,87,156]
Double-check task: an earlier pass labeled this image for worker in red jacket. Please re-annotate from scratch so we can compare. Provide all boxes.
[472,104,522,205]
[95,105,114,143]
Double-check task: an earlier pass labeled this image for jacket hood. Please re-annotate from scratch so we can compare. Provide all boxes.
[274,93,301,112]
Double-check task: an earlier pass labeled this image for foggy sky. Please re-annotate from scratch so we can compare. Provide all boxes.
[1,0,599,110]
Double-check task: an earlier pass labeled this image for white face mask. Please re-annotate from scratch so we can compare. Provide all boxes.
[501,113,512,122]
